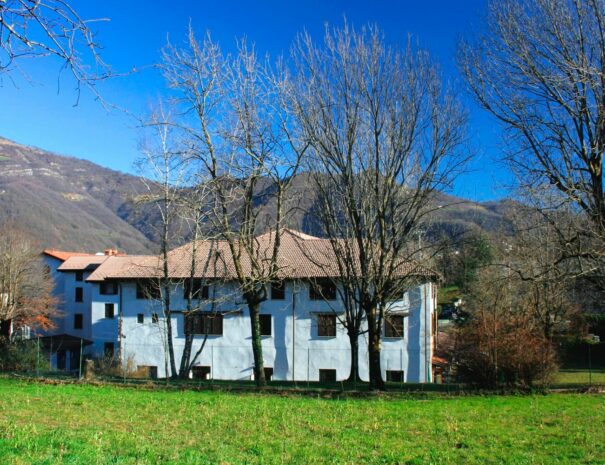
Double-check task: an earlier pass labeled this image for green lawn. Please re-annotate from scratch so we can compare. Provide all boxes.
[0,378,603,465]
[553,369,605,387]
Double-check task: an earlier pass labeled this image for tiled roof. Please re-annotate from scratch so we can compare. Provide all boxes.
[86,229,437,282]
[86,255,162,281]
[57,255,110,271]
[43,249,93,262]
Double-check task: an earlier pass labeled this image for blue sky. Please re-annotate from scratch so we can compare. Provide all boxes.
[0,0,510,201]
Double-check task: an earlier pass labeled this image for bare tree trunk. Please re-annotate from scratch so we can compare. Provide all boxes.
[366,306,384,390]
[246,295,266,386]
[162,222,177,379]
[346,329,361,382]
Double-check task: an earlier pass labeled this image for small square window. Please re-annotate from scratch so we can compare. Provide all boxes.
[259,314,272,336]
[271,281,285,300]
[75,287,83,302]
[74,313,83,330]
[385,315,404,338]
[105,303,115,319]
[75,271,83,282]
[317,314,336,337]
[309,279,337,300]
[184,279,209,300]
[192,366,211,380]
[386,370,404,382]
[319,369,337,383]
[136,280,161,300]
[100,281,118,295]
[152,313,159,324]
[104,342,114,358]
[137,313,144,324]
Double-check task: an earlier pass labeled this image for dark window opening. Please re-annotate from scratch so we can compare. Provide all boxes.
[75,287,83,302]
[264,367,274,381]
[317,313,336,337]
[271,281,285,300]
[74,313,83,330]
[192,366,211,380]
[184,279,209,300]
[136,279,161,300]
[185,313,223,335]
[259,314,272,336]
[137,313,144,324]
[385,315,404,338]
[138,365,157,379]
[151,313,159,324]
[104,303,115,319]
[386,370,404,382]
[104,342,114,358]
[75,271,83,282]
[100,281,118,295]
[319,369,337,383]
[309,279,337,301]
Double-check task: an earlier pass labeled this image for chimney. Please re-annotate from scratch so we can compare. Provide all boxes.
[104,248,119,256]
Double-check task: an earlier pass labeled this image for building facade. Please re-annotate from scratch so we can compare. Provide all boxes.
[43,230,437,382]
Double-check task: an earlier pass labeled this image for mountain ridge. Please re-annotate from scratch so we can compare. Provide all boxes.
[0,137,513,253]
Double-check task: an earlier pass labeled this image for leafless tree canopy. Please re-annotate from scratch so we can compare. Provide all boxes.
[459,0,605,284]
[157,27,306,386]
[0,223,59,338]
[0,0,111,97]
[288,23,468,388]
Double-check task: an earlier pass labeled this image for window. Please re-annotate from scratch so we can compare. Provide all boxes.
[259,314,272,336]
[384,315,404,338]
[263,367,273,381]
[185,313,223,335]
[192,366,211,380]
[136,279,161,300]
[183,279,209,300]
[104,303,115,319]
[100,281,118,295]
[104,342,114,358]
[386,370,404,382]
[138,365,157,379]
[75,271,83,282]
[137,313,144,324]
[75,287,83,302]
[271,281,285,300]
[74,313,83,330]
[317,314,336,337]
[319,369,337,383]
[309,279,337,301]
[152,313,159,324]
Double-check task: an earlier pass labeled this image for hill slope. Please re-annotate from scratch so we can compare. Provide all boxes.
[0,137,155,253]
[0,137,514,253]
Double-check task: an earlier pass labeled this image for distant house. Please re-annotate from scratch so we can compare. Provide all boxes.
[43,230,438,382]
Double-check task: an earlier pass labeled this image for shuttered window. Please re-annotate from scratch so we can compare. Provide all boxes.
[317,314,336,337]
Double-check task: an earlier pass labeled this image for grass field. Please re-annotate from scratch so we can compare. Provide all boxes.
[553,369,605,387]
[0,378,603,465]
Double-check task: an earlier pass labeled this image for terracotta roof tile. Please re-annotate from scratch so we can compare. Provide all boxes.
[87,229,437,282]
[57,255,110,271]
[43,249,93,262]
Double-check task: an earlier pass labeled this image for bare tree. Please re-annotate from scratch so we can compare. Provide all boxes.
[136,107,188,379]
[159,27,306,387]
[0,223,59,339]
[0,0,112,98]
[459,0,605,288]
[288,24,468,389]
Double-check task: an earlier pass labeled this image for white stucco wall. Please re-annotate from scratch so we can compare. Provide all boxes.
[89,279,434,382]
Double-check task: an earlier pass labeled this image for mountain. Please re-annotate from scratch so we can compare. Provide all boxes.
[0,137,155,253]
[0,137,514,253]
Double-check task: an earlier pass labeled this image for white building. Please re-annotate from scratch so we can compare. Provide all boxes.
[43,230,438,382]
